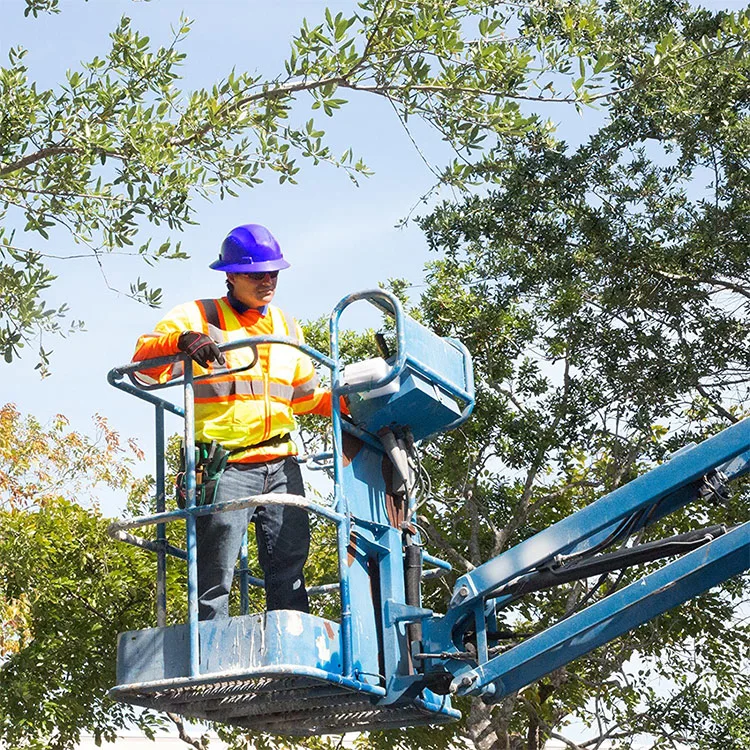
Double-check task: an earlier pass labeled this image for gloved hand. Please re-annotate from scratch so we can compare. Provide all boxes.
[177,331,226,368]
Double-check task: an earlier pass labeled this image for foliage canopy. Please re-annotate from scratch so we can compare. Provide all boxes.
[401,3,750,748]
[0,405,163,750]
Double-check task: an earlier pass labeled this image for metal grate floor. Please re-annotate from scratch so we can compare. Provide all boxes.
[114,674,457,735]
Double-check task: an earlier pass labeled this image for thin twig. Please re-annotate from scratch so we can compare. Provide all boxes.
[652,268,750,300]
[1,243,144,260]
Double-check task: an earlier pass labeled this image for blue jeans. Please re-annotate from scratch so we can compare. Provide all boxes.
[196,457,310,620]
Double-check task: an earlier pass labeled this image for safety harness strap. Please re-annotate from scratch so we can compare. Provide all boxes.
[198,298,222,332]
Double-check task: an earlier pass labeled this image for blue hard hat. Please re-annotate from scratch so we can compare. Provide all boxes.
[210,224,291,273]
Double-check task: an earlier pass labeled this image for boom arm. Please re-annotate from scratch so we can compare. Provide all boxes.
[420,419,750,700]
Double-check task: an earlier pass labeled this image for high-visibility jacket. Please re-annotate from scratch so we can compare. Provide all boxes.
[132,297,332,463]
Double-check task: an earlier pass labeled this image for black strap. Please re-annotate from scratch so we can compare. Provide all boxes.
[227,433,292,455]
[198,298,221,330]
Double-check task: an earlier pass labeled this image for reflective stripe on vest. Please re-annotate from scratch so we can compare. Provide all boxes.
[194,378,265,400]
[269,382,295,400]
[281,310,299,345]
[292,376,318,400]
[194,379,295,401]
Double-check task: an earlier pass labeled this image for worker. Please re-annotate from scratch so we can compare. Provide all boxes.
[132,224,335,619]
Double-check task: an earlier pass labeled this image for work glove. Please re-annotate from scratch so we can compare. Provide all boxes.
[177,331,226,368]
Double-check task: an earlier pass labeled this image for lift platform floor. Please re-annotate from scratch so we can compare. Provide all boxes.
[112,672,458,735]
[112,611,459,735]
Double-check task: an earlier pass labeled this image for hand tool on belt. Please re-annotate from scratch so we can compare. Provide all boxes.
[176,434,291,508]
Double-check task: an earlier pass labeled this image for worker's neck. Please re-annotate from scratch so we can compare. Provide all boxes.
[227,287,268,316]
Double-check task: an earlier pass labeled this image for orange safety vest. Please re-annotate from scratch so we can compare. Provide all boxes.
[133,298,332,463]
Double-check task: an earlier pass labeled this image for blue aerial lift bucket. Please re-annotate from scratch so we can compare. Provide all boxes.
[107,290,474,734]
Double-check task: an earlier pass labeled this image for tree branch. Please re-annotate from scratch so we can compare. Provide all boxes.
[549,731,586,750]
[652,268,750,300]
[0,244,143,260]
[171,75,349,147]
[418,515,475,571]
[0,146,81,176]
[61,586,109,621]
[696,383,739,424]
[0,182,124,203]
[166,713,208,750]
[353,0,394,73]
[347,80,582,103]
[1,145,129,177]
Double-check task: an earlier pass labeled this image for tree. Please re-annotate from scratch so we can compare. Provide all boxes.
[3,0,631,370]
[0,404,169,749]
[382,3,750,748]
[0,400,349,750]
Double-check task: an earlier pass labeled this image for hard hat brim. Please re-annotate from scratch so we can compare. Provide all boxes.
[209,257,292,273]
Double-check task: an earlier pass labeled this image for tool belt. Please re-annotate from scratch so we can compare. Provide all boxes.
[176,434,291,508]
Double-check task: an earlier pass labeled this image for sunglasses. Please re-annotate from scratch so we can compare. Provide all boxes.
[242,270,279,281]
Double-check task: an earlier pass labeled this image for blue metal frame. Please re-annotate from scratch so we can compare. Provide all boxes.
[327,289,475,678]
[450,521,750,699]
[108,335,345,681]
[448,417,750,613]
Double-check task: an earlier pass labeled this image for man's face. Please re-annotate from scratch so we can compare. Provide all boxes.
[227,270,279,308]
